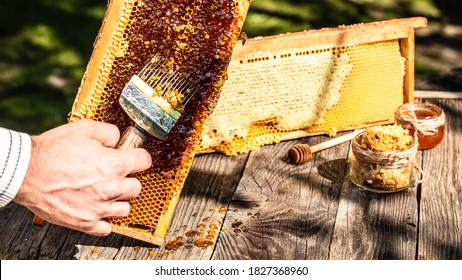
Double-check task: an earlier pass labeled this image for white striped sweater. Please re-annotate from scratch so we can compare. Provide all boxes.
[0,127,31,207]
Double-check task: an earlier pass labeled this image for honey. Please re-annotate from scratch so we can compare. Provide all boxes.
[185,230,198,237]
[231,219,243,228]
[165,236,184,251]
[218,207,228,214]
[194,238,214,249]
[395,102,445,150]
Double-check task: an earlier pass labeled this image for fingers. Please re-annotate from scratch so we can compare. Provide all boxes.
[113,177,142,201]
[88,220,113,236]
[73,120,152,173]
[116,148,152,174]
[96,177,141,210]
[77,119,121,148]
[105,201,131,218]
[98,177,142,202]
[84,202,131,236]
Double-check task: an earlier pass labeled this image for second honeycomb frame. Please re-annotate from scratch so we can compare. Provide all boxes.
[198,17,428,155]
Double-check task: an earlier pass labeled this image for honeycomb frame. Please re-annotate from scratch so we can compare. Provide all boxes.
[66,0,251,245]
[198,17,428,156]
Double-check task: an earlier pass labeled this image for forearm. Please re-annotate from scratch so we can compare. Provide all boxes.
[0,127,31,207]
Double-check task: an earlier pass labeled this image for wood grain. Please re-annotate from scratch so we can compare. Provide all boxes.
[329,182,419,259]
[0,97,461,260]
[417,99,462,260]
[112,152,249,260]
[213,135,349,259]
[231,17,427,59]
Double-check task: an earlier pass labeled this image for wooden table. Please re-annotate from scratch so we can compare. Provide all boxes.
[1,94,461,260]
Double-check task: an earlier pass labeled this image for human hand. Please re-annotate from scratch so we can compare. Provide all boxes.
[14,119,152,236]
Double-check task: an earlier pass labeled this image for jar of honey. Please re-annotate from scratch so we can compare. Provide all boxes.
[348,125,418,193]
[395,102,445,150]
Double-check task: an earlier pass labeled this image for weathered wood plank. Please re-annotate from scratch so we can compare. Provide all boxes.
[1,98,460,260]
[328,136,420,259]
[213,135,349,259]
[61,230,131,260]
[329,181,419,259]
[417,99,462,259]
[0,203,130,259]
[0,204,54,259]
[111,152,249,260]
[74,245,119,260]
[415,90,462,99]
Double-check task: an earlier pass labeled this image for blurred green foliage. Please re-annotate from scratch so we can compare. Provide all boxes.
[0,0,106,133]
[243,0,438,35]
[0,0,461,133]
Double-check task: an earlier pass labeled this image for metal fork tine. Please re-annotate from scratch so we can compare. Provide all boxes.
[135,56,196,110]
[140,57,159,76]
[165,70,178,85]
[138,61,152,77]
[170,74,185,90]
[143,60,165,85]
[156,67,170,82]
[145,68,162,86]
[177,79,191,92]
[158,71,177,93]
[183,88,197,105]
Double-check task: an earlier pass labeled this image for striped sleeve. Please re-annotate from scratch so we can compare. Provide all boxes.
[0,127,32,207]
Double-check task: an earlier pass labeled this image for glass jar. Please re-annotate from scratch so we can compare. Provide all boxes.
[348,133,418,193]
[395,102,445,150]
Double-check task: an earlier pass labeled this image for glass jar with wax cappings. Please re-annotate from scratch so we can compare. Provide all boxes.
[395,102,445,150]
[348,125,421,193]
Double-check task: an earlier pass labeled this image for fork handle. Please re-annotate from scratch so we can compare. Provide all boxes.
[116,125,146,150]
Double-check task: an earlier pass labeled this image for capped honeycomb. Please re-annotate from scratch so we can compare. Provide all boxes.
[68,0,251,245]
[198,17,427,156]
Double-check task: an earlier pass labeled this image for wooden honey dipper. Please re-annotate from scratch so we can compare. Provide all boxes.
[288,129,365,164]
